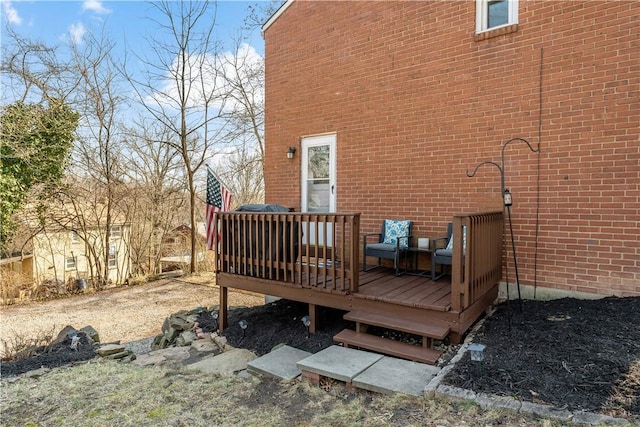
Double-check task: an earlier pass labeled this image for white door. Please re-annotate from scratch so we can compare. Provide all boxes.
[301,134,336,247]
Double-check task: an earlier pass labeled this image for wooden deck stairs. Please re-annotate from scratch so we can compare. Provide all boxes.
[333,310,450,365]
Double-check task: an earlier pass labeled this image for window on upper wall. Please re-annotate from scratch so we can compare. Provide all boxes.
[476,0,518,33]
[71,231,80,243]
[111,225,122,239]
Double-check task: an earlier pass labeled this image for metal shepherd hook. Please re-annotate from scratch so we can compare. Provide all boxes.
[466,138,540,314]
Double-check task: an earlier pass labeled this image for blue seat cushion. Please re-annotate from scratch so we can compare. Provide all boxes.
[435,248,453,257]
[367,243,399,253]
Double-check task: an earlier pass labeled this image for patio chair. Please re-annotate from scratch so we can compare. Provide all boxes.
[362,219,412,276]
[431,223,466,280]
[431,223,453,280]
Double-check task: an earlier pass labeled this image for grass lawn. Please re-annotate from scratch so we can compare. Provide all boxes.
[1,360,582,426]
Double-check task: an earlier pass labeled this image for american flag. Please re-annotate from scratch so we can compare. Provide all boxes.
[206,169,232,250]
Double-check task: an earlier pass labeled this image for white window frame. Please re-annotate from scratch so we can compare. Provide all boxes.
[110,225,122,239]
[108,244,117,268]
[71,231,80,243]
[476,0,518,34]
[66,256,77,270]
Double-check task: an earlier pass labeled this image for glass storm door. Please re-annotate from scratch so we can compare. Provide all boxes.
[301,134,336,246]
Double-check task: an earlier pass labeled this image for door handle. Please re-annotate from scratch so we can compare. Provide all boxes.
[331,185,335,194]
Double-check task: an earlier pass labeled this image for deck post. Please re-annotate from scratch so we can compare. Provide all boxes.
[308,303,318,334]
[449,332,462,345]
[451,216,463,312]
[219,285,228,332]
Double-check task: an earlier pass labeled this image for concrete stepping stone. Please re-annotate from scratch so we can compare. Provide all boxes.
[247,345,311,381]
[352,356,441,396]
[296,345,382,382]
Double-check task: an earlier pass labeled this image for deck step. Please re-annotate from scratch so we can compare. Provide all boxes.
[334,329,442,365]
[344,310,450,340]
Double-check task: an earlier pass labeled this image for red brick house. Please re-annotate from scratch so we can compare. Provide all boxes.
[260,0,639,299]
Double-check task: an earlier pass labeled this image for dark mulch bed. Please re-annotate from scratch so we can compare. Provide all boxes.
[1,333,97,377]
[443,296,640,418]
[218,299,351,356]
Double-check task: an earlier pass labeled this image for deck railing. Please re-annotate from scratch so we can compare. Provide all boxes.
[451,211,503,312]
[216,212,360,294]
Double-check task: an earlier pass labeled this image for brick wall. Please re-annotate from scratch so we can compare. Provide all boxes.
[263,0,639,296]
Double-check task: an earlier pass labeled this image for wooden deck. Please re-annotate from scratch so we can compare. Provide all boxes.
[355,269,451,312]
[215,210,503,362]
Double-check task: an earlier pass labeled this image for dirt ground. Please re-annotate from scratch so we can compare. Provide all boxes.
[0,275,263,356]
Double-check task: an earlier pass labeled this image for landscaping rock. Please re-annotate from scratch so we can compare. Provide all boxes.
[176,330,196,347]
[79,325,100,343]
[51,325,77,346]
[166,327,179,343]
[185,348,258,375]
[131,352,167,367]
[153,308,218,350]
[120,354,137,363]
[132,346,192,368]
[191,338,220,354]
[162,317,171,334]
[104,350,133,360]
[97,344,126,357]
[24,367,50,379]
[168,311,194,331]
[213,334,228,350]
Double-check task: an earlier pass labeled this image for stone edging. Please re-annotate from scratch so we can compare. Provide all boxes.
[424,309,632,426]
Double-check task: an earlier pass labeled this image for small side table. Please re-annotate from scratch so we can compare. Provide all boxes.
[406,246,433,278]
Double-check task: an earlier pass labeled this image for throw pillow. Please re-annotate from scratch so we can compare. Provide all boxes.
[383,220,411,248]
[445,226,467,253]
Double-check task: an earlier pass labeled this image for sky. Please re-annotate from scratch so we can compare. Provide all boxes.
[1,0,268,121]
[1,0,270,173]
[0,0,266,62]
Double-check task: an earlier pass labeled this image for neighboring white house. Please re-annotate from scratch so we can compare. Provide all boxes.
[32,222,131,286]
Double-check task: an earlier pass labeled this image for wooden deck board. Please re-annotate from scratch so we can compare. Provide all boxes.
[357,275,421,298]
[356,270,451,312]
[334,329,441,364]
[359,269,395,286]
[344,311,450,340]
[388,281,440,303]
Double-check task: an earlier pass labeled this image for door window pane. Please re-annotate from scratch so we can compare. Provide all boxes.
[306,145,330,212]
[306,180,330,212]
[307,146,329,179]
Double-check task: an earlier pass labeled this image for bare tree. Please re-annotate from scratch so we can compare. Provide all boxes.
[216,40,266,204]
[1,27,80,105]
[243,1,286,31]
[65,30,130,286]
[125,1,229,273]
[122,119,186,275]
[216,138,264,206]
